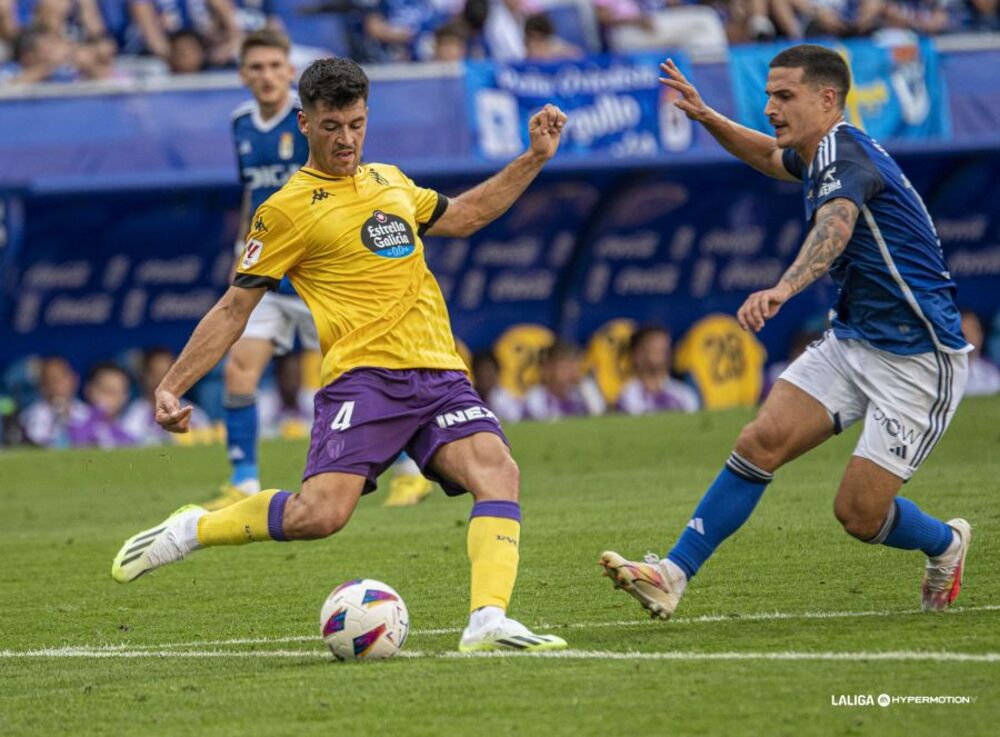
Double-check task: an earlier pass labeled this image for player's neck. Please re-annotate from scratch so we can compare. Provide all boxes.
[797,115,845,166]
[257,91,291,123]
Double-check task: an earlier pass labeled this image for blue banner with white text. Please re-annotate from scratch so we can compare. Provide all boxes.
[464,53,697,160]
[730,36,949,141]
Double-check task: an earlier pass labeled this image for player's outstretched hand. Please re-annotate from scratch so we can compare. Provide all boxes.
[155,388,193,433]
[659,58,711,123]
[737,283,793,333]
[528,103,568,160]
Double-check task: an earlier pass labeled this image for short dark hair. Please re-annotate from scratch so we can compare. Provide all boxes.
[524,12,556,38]
[13,26,50,63]
[86,361,130,385]
[240,28,291,64]
[434,19,469,43]
[629,324,670,354]
[299,58,369,111]
[769,44,850,108]
[541,340,580,365]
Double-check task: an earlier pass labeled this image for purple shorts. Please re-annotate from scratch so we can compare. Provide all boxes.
[302,368,508,495]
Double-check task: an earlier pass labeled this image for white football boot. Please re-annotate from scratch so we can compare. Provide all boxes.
[921,518,971,612]
[599,550,687,620]
[459,616,567,653]
[111,504,204,583]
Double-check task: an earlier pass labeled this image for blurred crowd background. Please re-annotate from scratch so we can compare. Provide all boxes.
[1,0,999,84]
[7,306,999,450]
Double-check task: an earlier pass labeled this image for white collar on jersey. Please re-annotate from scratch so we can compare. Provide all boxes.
[807,119,847,178]
[251,93,300,134]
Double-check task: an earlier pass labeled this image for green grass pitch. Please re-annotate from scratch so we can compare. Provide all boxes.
[1,397,998,736]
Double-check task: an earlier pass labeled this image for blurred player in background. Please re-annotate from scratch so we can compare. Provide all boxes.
[203,28,313,511]
[112,57,571,653]
[602,46,972,619]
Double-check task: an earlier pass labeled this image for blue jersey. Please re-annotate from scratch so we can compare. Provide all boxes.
[231,95,308,296]
[782,122,970,356]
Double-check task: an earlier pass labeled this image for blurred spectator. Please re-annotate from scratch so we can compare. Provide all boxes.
[167,27,206,72]
[968,0,999,29]
[130,0,241,67]
[432,16,468,60]
[480,0,527,61]
[74,32,121,79]
[19,357,89,448]
[360,0,463,61]
[618,325,700,415]
[884,0,962,34]
[122,348,211,444]
[31,0,107,38]
[73,362,135,447]
[0,0,17,45]
[960,309,1000,396]
[472,349,524,422]
[523,341,604,421]
[233,0,282,32]
[523,11,582,59]
[1,24,77,83]
[600,0,730,57]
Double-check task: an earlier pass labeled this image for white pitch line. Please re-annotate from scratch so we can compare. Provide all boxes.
[1,648,998,663]
[445,649,1000,663]
[10,603,1000,656]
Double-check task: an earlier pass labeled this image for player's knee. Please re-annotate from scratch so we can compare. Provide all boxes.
[471,453,520,501]
[734,416,785,471]
[284,496,352,540]
[833,497,883,541]
[224,356,255,393]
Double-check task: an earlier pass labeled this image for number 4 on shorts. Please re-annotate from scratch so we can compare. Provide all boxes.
[330,401,355,431]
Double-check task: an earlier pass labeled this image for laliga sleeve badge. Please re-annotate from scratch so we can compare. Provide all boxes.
[241,238,264,270]
[279,131,294,160]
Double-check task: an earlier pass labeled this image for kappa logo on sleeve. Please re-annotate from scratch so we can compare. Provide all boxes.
[241,238,264,270]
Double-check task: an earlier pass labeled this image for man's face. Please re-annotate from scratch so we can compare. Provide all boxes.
[764,66,836,151]
[86,370,129,418]
[633,332,670,376]
[240,46,295,108]
[40,360,77,403]
[299,98,368,177]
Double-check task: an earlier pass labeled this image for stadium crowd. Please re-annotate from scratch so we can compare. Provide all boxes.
[1,0,998,84]
[4,308,999,449]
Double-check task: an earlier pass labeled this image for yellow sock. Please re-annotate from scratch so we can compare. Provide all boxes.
[197,489,291,546]
[467,500,521,612]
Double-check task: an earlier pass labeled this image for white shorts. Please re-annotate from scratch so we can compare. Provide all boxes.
[241,292,319,356]
[779,331,968,481]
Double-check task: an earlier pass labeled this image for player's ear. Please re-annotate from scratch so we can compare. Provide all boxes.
[297,109,308,136]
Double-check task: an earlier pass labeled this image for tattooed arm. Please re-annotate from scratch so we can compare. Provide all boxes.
[737,199,858,333]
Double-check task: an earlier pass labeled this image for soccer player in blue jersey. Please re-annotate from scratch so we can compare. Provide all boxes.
[601,45,973,618]
[200,29,314,511]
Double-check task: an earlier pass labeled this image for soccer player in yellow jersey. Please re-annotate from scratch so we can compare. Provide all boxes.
[111,58,570,653]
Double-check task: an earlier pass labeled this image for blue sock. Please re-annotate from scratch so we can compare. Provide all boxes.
[667,453,773,579]
[224,393,258,486]
[870,497,953,557]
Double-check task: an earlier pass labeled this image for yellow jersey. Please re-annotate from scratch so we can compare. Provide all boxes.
[674,313,767,409]
[234,163,465,385]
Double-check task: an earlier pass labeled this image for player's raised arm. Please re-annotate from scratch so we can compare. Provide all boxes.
[737,198,858,332]
[660,59,797,182]
[154,285,266,432]
[426,104,568,238]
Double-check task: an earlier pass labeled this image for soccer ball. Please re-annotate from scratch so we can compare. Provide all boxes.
[319,579,409,661]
